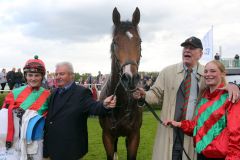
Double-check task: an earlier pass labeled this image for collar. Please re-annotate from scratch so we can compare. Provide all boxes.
[59,81,74,90]
[203,83,226,99]
[177,62,204,80]
[28,85,40,91]
[183,64,197,74]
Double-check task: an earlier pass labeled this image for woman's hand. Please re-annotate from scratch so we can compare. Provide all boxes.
[163,120,182,127]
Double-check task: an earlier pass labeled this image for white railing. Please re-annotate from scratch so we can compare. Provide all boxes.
[0,90,10,92]
[78,83,102,90]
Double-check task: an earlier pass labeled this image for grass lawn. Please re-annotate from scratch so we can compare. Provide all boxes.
[84,111,160,160]
[0,92,8,107]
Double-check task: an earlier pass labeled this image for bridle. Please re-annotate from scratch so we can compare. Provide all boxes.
[110,35,142,130]
[112,57,139,96]
[111,36,142,96]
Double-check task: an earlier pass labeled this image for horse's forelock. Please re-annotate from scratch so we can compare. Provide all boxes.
[111,21,140,58]
[112,21,139,36]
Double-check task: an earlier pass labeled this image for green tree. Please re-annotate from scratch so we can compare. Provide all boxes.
[74,73,81,82]
[81,73,91,83]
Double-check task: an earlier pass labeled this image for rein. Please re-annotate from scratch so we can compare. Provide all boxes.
[110,71,138,130]
[138,98,192,160]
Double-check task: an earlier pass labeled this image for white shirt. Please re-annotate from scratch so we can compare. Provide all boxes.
[0,72,7,84]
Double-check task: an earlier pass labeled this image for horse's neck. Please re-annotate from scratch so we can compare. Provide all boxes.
[111,68,132,105]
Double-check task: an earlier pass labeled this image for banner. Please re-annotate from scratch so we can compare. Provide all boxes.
[201,27,213,62]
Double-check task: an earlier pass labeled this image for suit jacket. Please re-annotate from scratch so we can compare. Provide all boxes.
[44,83,109,160]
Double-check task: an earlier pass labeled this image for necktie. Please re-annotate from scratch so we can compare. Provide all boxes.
[182,68,192,120]
[58,88,66,95]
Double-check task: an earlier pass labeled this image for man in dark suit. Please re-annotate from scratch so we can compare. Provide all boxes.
[43,62,116,160]
[6,67,16,90]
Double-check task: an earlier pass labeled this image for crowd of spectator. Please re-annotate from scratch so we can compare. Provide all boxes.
[0,67,25,93]
[139,73,156,91]
[4,62,239,95]
[214,53,240,67]
[0,68,156,99]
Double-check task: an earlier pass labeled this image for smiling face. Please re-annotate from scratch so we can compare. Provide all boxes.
[55,64,74,88]
[26,72,43,88]
[204,61,226,91]
[182,45,203,68]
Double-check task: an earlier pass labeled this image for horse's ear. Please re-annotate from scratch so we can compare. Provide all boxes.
[132,7,140,26]
[113,7,121,26]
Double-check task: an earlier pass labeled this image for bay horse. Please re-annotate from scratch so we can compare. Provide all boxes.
[99,7,142,160]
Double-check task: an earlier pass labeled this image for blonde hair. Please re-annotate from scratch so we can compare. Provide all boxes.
[205,60,227,85]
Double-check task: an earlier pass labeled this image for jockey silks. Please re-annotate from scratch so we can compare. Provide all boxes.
[2,85,49,147]
[181,83,240,159]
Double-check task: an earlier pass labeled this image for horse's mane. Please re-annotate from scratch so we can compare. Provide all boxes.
[112,21,139,36]
[99,74,111,101]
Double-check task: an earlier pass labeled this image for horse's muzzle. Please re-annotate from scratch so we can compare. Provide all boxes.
[120,73,140,91]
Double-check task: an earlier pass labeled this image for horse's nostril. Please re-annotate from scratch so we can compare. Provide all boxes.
[134,74,140,83]
[121,73,133,90]
[121,73,140,90]
[121,74,131,83]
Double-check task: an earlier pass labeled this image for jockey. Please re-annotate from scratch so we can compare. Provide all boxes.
[0,55,50,160]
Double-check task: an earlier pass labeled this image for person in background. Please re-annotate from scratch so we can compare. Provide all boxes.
[0,55,50,159]
[164,60,240,160]
[234,54,239,60]
[144,78,153,91]
[139,73,146,88]
[234,54,239,67]
[47,73,55,91]
[91,83,98,100]
[96,71,103,90]
[87,73,94,88]
[83,80,89,88]
[6,67,16,90]
[43,62,116,160]
[214,53,220,60]
[133,36,240,160]
[0,68,7,93]
[15,68,24,88]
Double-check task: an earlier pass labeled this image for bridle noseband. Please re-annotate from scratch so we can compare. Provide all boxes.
[111,39,141,96]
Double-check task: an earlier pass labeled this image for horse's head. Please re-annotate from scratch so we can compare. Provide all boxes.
[111,7,141,91]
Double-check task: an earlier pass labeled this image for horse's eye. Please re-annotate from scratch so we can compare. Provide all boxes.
[137,39,142,46]
[112,41,118,51]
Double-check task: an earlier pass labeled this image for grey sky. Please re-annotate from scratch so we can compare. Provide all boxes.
[0,0,240,75]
